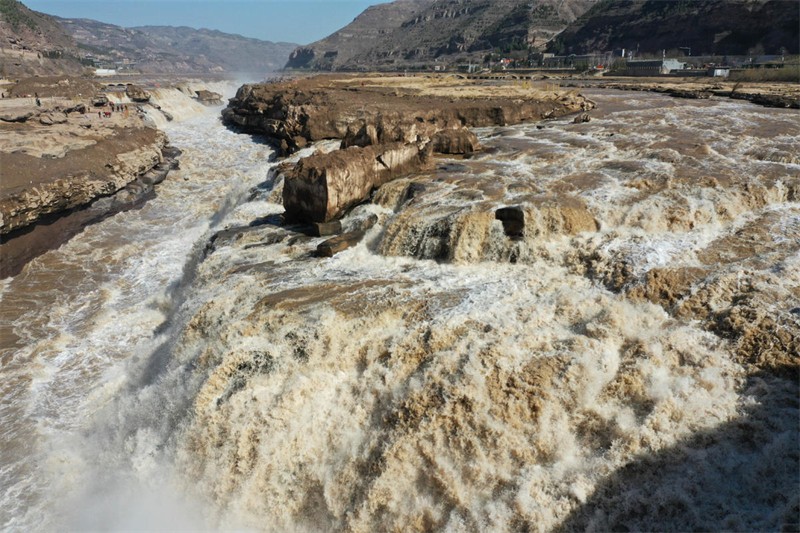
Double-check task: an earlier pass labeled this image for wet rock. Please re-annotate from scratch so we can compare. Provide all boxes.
[195,90,223,106]
[627,267,707,308]
[664,88,711,100]
[344,212,379,233]
[496,206,525,238]
[573,112,591,124]
[311,220,342,237]
[126,84,151,103]
[316,230,366,257]
[283,141,424,223]
[430,129,481,155]
[161,145,182,160]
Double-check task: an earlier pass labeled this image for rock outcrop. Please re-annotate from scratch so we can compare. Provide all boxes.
[0,128,169,235]
[222,76,591,156]
[227,75,592,224]
[125,84,151,103]
[283,141,424,222]
[195,90,223,106]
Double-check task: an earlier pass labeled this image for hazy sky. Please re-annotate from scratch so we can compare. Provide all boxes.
[24,0,389,45]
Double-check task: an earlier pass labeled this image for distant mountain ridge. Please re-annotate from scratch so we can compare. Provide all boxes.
[549,0,800,56]
[58,17,298,75]
[286,0,597,71]
[2,0,298,77]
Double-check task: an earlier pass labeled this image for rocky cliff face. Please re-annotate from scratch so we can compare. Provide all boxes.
[549,0,800,55]
[222,75,590,155]
[0,127,168,235]
[285,0,596,71]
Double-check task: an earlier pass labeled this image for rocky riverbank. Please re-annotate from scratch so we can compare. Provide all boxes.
[223,74,592,224]
[0,77,186,277]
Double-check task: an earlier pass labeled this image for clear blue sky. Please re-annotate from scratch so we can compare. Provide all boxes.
[24,0,389,45]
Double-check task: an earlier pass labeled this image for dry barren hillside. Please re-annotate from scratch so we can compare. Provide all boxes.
[0,0,83,77]
[58,18,298,75]
[286,0,596,71]
[549,0,800,56]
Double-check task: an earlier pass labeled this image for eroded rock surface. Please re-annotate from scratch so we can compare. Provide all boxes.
[228,75,591,223]
[0,128,168,235]
[223,75,591,155]
[0,89,183,276]
[125,84,151,103]
[195,90,223,106]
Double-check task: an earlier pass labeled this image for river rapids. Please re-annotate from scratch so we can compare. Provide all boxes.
[0,87,798,531]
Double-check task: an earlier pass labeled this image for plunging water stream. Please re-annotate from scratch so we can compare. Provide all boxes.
[1,89,797,531]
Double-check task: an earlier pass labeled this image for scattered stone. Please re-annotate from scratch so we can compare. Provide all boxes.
[316,230,366,257]
[496,206,525,238]
[195,90,223,106]
[311,220,342,237]
[345,213,379,233]
[65,103,87,114]
[39,112,68,125]
[573,112,591,124]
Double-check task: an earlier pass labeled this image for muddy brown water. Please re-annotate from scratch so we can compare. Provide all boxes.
[0,90,797,531]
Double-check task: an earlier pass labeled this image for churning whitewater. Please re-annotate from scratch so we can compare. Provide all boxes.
[1,88,798,531]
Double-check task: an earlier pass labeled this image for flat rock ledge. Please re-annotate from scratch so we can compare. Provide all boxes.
[0,130,172,236]
[223,75,591,223]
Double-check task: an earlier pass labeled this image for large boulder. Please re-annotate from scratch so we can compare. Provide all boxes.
[195,90,223,106]
[283,141,425,222]
[430,129,481,155]
[39,112,68,125]
[125,84,151,103]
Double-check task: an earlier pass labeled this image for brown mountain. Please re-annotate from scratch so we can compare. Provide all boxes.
[0,0,83,76]
[57,18,298,75]
[285,0,597,71]
[549,0,800,56]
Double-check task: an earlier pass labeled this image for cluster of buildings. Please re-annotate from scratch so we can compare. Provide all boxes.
[496,49,795,78]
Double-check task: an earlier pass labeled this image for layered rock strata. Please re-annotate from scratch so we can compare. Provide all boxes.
[224,75,590,223]
[0,128,169,235]
[0,88,185,276]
